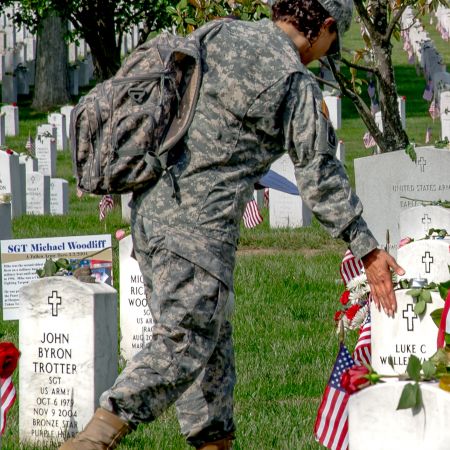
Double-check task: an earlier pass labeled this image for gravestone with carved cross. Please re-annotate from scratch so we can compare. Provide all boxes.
[397,239,450,284]
[371,289,444,375]
[355,147,450,255]
[19,276,118,445]
[399,205,450,240]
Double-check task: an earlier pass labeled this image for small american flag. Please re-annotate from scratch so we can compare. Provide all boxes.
[25,134,35,156]
[429,100,440,120]
[243,199,263,228]
[99,194,114,221]
[363,132,376,149]
[340,250,364,285]
[1,376,17,435]
[314,343,355,450]
[353,313,372,367]
[422,82,433,102]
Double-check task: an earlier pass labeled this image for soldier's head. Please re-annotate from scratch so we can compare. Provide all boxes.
[272,0,353,61]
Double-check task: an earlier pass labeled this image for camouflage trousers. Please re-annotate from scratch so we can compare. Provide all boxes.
[100,215,236,447]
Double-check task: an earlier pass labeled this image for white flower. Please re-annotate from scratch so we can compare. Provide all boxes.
[346,274,370,304]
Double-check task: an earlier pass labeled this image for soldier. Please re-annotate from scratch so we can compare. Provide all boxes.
[61,0,404,449]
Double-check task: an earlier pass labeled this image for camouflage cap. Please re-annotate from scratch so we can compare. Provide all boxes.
[317,0,353,55]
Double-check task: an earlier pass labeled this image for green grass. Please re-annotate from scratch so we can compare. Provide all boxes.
[0,14,449,450]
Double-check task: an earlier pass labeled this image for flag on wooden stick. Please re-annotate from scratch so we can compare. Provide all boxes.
[243,199,263,228]
[1,376,17,435]
[99,194,114,221]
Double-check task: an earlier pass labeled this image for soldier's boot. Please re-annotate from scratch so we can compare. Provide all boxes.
[196,435,234,450]
[59,408,132,450]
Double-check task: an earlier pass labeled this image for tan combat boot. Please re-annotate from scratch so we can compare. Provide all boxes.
[196,436,234,450]
[59,408,132,450]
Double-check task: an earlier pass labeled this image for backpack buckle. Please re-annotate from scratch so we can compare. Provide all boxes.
[128,88,146,104]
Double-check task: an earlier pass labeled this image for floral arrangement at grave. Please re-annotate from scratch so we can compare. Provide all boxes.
[0,342,20,435]
[335,232,450,413]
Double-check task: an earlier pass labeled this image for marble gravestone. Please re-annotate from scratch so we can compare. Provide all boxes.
[0,104,19,136]
[60,105,74,140]
[19,153,38,173]
[26,172,50,215]
[269,154,312,228]
[19,277,118,444]
[37,123,57,140]
[348,382,450,450]
[121,193,132,224]
[0,112,5,146]
[336,140,345,163]
[50,178,69,215]
[35,135,57,177]
[0,200,12,240]
[0,150,23,218]
[323,95,341,130]
[48,113,68,151]
[355,147,450,254]
[440,90,450,141]
[371,290,444,375]
[399,205,450,240]
[397,239,450,284]
[119,235,154,362]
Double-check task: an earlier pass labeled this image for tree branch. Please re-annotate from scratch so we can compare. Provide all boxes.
[385,4,408,42]
[312,75,340,91]
[339,57,379,74]
[352,0,376,37]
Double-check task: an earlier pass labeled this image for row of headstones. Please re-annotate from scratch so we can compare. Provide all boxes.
[435,4,450,37]
[1,5,144,102]
[349,205,450,450]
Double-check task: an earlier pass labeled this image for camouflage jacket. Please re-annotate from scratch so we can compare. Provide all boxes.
[132,18,378,288]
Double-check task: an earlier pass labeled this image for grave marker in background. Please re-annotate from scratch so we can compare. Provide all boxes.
[19,277,118,444]
[50,178,69,215]
[119,235,153,362]
[0,150,23,218]
[0,104,19,136]
[35,135,57,177]
[269,154,311,228]
[0,198,12,240]
[26,171,50,215]
[355,147,450,254]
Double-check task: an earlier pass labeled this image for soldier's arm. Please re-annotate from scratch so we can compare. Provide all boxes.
[283,76,404,315]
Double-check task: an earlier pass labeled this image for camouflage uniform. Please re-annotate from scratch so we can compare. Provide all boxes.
[100,18,378,446]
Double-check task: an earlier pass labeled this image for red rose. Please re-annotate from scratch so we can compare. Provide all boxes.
[5,149,13,155]
[11,102,17,107]
[345,304,360,321]
[0,342,20,378]
[398,237,412,248]
[334,310,344,322]
[340,290,350,305]
[341,365,370,394]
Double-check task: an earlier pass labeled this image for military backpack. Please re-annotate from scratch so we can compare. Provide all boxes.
[71,20,227,195]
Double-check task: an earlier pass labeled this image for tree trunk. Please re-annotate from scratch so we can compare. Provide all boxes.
[32,14,70,111]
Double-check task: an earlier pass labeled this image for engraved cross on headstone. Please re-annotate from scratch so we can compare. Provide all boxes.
[48,290,62,317]
[422,251,434,273]
[416,156,427,173]
[402,303,417,332]
[422,213,432,232]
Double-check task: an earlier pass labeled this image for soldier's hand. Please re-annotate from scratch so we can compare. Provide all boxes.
[361,248,405,317]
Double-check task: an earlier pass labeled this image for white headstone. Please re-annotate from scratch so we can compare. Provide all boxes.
[69,66,79,96]
[269,154,311,228]
[397,239,450,283]
[119,235,153,362]
[0,150,23,218]
[399,205,450,239]
[440,91,450,141]
[19,277,118,444]
[60,105,74,140]
[50,178,69,215]
[1,72,18,104]
[371,290,444,375]
[336,140,345,163]
[35,135,57,177]
[355,147,450,254]
[349,382,450,450]
[121,193,132,224]
[0,104,19,136]
[26,171,51,215]
[323,95,341,130]
[398,96,406,129]
[0,200,12,240]
[0,112,5,146]
[19,154,38,173]
[48,113,68,151]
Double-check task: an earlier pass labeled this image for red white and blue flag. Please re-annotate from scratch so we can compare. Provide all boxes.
[99,194,114,221]
[314,343,355,450]
[353,313,372,367]
[243,199,263,229]
[1,376,16,435]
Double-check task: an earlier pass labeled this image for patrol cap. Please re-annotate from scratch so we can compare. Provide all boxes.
[316,0,353,55]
